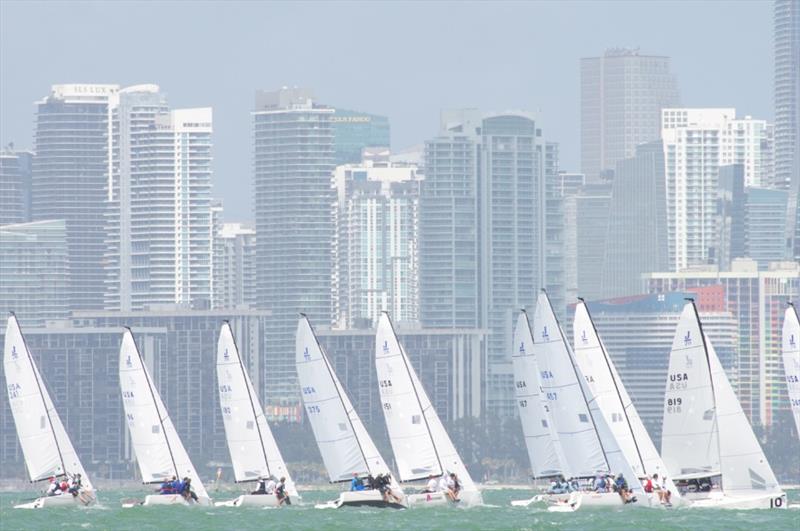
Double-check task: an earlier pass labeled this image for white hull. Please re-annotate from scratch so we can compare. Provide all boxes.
[577,491,628,506]
[407,492,450,507]
[689,491,787,510]
[316,490,407,509]
[123,494,212,507]
[15,493,96,509]
[215,494,281,507]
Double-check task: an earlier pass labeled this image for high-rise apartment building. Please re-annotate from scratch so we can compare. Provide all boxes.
[253,88,335,403]
[716,164,747,271]
[105,86,214,311]
[585,292,738,444]
[333,149,421,327]
[662,109,771,270]
[646,259,800,426]
[600,141,669,298]
[745,187,789,268]
[32,84,120,312]
[581,49,679,181]
[420,110,555,417]
[774,0,799,190]
[0,148,33,225]
[563,183,612,302]
[213,223,257,310]
[0,220,69,326]
[331,108,390,165]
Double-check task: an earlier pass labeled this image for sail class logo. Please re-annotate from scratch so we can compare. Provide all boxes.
[383,340,390,354]
[519,342,525,354]
[11,345,18,360]
[581,330,588,344]
[684,331,692,346]
[541,326,549,341]
[125,355,133,368]
[223,348,230,361]
[303,347,311,361]
[791,334,797,349]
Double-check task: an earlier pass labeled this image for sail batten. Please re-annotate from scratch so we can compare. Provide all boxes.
[216,323,297,497]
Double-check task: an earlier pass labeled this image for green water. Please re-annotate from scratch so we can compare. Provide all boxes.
[1,489,798,530]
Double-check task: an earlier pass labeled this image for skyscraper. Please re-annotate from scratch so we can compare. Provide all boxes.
[420,110,553,417]
[774,0,799,189]
[32,84,119,312]
[331,108,390,165]
[333,149,421,327]
[212,222,257,310]
[581,49,679,181]
[662,108,771,270]
[745,186,789,268]
[563,182,612,302]
[253,87,335,403]
[105,85,214,311]
[600,141,669,298]
[0,148,33,226]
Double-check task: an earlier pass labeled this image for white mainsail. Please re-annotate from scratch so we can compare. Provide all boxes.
[296,315,400,491]
[533,292,607,477]
[4,315,94,491]
[533,294,644,497]
[119,329,209,502]
[661,303,720,480]
[783,304,800,439]
[573,300,679,498]
[376,313,479,501]
[512,311,566,479]
[216,322,297,497]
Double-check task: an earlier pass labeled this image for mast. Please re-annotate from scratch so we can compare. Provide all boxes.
[226,321,271,480]
[383,312,445,478]
[127,327,179,481]
[579,298,647,475]
[14,313,68,479]
[543,291,611,475]
[301,314,370,480]
[688,298,723,481]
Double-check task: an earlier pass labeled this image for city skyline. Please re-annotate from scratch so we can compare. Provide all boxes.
[0,1,772,220]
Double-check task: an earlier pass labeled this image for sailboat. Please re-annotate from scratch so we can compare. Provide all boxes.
[215,321,298,507]
[296,314,406,509]
[3,314,96,509]
[375,312,482,507]
[661,300,786,509]
[532,291,647,508]
[572,299,681,505]
[119,329,211,506]
[510,310,569,507]
[783,303,800,440]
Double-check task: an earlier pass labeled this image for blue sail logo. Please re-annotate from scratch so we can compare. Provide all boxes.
[581,330,588,344]
[541,326,549,341]
[383,340,390,354]
[519,342,525,354]
[11,345,18,360]
[303,347,311,361]
[223,348,230,361]
[791,334,797,349]
[684,331,692,346]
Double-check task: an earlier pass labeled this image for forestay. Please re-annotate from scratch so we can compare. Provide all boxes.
[4,315,94,490]
[661,303,720,480]
[533,292,608,478]
[296,315,399,490]
[783,304,800,440]
[512,311,566,479]
[573,301,679,497]
[376,313,479,500]
[217,322,297,497]
[119,330,209,501]
[709,325,781,496]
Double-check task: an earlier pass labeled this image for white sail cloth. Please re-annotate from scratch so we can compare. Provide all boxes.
[119,330,209,501]
[376,313,479,501]
[296,315,400,492]
[783,305,800,440]
[4,315,93,490]
[573,302,679,498]
[661,304,720,479]
[512,311,565,479]
[216,322,297,497]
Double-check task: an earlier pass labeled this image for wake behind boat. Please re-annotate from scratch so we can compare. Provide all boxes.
[661,300,786,510]
[376,313,482,507]
[296,314,407,509]
[3,314,96,509]
[215,321,297,507]
[119,329,211,507]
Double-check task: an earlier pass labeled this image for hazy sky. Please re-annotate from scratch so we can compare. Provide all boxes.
[1,1,771,221]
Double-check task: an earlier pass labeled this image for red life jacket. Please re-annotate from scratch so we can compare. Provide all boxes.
[644,479,653,493]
